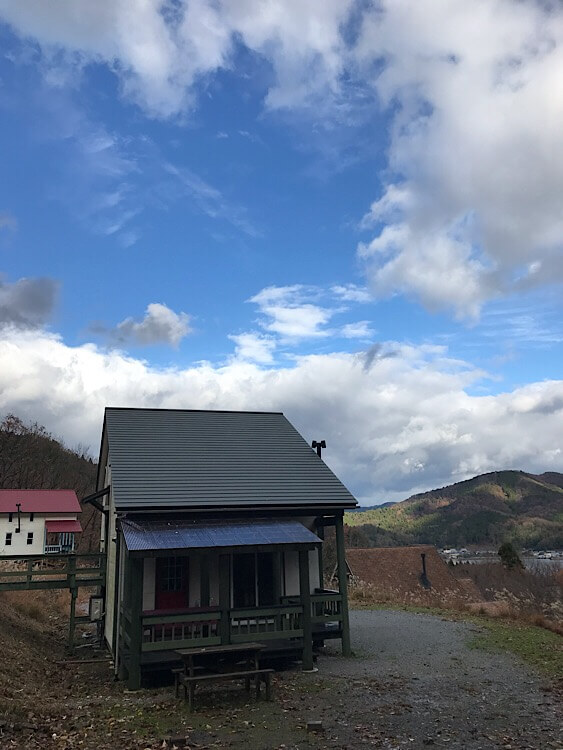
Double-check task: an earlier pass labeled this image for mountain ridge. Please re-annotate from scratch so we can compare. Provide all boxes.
[345,470,563,549]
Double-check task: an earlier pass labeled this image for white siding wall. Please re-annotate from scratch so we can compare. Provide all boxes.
[283,549,319,595]
[0,513,79,556]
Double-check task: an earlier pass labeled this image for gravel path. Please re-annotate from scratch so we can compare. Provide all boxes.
[312,610,562,749]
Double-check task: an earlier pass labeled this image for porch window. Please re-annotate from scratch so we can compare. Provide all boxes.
[232,552,275,607]
[155,557,188,609]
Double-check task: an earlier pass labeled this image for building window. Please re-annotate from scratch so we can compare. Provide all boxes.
[27,532,33,545]
[8,513,12,522]
[29,513,34,522]
[5,532,12,546]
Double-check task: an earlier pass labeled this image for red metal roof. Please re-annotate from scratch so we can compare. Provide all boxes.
[45,519,82,533]
[0,490,81,514]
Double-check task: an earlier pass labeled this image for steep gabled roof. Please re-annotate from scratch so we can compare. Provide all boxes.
[0,490,80,514]
[102,407,357,511]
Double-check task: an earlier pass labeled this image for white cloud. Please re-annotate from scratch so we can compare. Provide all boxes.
[0,0,355,117]
[356,0,563,317]
[339,321,373,339]
[1,327,562,503]
[250,285,334,340]
[228,332,276,364]
[331,284,371,303]
[102,303,192,347]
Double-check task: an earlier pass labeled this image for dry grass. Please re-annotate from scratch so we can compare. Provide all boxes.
[0,588,69,622]
[452,562,563,635]
[349,561,563,637]
[348,579,473,612]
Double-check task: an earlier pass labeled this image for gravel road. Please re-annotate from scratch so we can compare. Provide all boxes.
[311,610,562,749]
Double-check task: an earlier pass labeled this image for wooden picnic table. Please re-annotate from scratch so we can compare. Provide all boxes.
[174,642,272,710]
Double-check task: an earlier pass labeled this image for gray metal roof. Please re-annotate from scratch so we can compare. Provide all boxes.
[104,408,357,511]
[122,518,321,552]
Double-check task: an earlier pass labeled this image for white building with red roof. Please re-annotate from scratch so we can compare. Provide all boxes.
[0,490,82,556]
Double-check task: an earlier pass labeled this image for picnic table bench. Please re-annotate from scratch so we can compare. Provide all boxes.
[174,642,274,711]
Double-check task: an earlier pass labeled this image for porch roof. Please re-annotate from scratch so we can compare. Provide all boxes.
[45,519,82,533]
[121,518,321,553]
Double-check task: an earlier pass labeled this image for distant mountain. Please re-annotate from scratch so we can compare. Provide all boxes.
[345,470,563,549]
[351,501,397,511]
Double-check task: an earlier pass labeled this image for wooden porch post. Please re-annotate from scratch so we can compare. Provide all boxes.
[316,523,325,589]
[127,555,144,690]
[218,554,231,645]
[335,514,352,656]
[298,549,313,671]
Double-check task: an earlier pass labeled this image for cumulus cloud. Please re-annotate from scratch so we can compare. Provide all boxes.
[0,327,562,503]
[0,275,58,328]
[0,0,355,117]
[356,0,563,317]
[96,302,192,348]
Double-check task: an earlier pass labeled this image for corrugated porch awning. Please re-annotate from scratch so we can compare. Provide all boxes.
[45,520,82,533]
[121,518,321,553]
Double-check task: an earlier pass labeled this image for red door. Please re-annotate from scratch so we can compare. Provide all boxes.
[155,557,189,610]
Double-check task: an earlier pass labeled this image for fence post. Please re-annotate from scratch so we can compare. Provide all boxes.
[67,555,77,650]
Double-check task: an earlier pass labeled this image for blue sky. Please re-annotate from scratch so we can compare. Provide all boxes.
[0,1,562,503]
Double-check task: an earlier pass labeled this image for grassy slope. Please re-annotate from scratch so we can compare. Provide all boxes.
[346,470,563,548]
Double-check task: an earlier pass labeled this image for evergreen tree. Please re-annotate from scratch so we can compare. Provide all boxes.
[498,541,523,570]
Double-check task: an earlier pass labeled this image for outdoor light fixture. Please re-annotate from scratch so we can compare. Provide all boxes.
[312,439,326,458]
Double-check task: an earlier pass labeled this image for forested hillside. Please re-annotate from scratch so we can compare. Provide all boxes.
[0,414,99,550]
[346,470,563,549]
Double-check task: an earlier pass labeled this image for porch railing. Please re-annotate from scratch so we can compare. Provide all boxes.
[136,604,305,652]
[230,605,303,642]
[311,589,342,623]
[141,610,221,652]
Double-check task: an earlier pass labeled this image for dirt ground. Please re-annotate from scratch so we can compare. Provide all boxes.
[0,596,561,750]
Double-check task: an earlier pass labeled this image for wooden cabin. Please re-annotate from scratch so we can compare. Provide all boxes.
[0,490,82,556]
[93,407,356,689]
